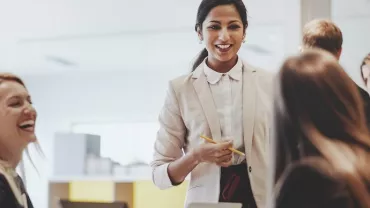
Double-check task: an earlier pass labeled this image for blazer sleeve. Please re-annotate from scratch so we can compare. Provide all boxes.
[274,159,353,208]
[150,80,187,190]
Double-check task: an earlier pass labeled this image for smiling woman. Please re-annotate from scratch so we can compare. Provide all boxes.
[151,0,273,208]
[0,73,36,208]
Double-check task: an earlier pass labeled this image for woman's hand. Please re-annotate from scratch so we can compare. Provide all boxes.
[192,140,233,167]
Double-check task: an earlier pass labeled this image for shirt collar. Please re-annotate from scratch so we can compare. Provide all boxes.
[203,57,243,84]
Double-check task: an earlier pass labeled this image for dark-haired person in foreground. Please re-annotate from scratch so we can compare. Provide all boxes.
[272,49,370,208]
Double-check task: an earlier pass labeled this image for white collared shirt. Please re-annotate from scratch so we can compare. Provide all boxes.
[203,57,245,164]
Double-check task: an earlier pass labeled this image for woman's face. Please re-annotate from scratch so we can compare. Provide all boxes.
[199,4,245,67]
[0,81,37,150]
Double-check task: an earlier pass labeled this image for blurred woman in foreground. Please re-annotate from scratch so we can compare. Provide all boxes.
[271,49,370,208]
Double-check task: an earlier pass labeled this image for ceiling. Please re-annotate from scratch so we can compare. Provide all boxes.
[0,0,369,76]
[0,0,286,75]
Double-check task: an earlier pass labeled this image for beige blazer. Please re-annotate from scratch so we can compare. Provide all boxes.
[151,59,274,208]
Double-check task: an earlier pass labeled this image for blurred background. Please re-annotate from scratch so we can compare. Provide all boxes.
[0,0,369,208]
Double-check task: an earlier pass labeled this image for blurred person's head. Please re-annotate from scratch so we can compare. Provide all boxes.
[360,53,370,90]
[273,49,370,206]
[301,19,343,60]
[0,73,37,168]
[192,0,248,72]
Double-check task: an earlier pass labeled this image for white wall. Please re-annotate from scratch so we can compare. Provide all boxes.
[334,18,370,86]
[332,0,370,86]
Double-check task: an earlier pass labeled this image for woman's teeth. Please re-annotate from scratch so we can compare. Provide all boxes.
[19,120,35,129]
[216,44,231,49]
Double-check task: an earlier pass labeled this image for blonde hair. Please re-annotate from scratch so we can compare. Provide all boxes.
[302,19,343,55]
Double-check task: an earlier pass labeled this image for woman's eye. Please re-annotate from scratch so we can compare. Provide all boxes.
[208,25,220,30]
[229,25,241,29]
[10,102,22,107]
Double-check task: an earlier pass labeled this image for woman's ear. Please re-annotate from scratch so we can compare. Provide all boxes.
[197,26,203,42]
[243,25,248,38]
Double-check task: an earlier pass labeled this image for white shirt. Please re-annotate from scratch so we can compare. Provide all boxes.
[203,57,245,164]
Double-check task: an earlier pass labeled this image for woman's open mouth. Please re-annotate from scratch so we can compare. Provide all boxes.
[216,44,232,53]
[18,120,35,132]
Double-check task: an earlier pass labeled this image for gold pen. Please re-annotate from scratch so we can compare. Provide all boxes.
[200,135,245,156]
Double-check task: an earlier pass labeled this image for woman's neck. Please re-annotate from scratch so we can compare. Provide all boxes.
[0,147,22,169]
[206,56,238,73]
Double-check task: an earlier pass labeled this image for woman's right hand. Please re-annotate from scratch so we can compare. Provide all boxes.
[192,141,233,167]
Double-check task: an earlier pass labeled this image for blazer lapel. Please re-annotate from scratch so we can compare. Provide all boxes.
[242,62,257,162]
[192,66,222,142]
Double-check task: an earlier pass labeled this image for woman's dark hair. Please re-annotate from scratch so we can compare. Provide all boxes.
[272,49,370,206]
[360,53,370,84]
[191,0,248,72]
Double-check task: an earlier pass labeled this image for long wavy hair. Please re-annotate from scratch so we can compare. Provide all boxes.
[272,49,370,207]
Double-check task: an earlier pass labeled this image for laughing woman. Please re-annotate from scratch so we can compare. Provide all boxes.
[0,73,37,208]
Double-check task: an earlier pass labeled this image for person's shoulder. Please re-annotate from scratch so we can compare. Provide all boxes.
[242,59,274,74]
[166,71,197,94]
[242,60,275,83]
[242,61,275,97]
[169,74,192,85]
[355,83,367,95]
[356,84,370,102]
[354,83,370,115]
